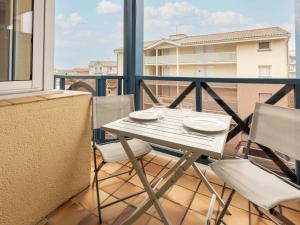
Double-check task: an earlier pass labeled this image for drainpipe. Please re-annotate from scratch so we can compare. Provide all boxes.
[295,0,300,184]
[176,47,180,99]
[156,49,158,97]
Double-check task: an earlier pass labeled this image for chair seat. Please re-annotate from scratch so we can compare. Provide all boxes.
[210,159,300,209]
[96,139,152,163]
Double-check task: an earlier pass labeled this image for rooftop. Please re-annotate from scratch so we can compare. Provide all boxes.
[114,27,290,52]
[89,61,117,67]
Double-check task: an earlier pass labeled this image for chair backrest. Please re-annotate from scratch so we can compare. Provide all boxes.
[92,95,135,129]
[249,103,300,161]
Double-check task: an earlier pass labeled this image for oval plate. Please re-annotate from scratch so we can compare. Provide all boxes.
[129,111,159,121]
[183,117,227,132]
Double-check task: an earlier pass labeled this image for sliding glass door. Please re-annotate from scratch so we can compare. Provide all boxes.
[0,0,33,82]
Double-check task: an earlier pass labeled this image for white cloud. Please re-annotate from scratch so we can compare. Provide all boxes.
[209,11,252,25]
[144,1,254,40]
[96,0,121,14]
[56,13,83,29]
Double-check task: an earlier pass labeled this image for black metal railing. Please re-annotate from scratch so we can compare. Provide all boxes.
[54,74,300,183]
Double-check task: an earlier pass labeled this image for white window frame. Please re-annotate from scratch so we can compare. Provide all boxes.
[0,0,54,96]
[258,65,272,77]
[258,41,271,51]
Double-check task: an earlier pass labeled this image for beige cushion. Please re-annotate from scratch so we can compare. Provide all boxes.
[210,159,300,209]
[96,139,152,163]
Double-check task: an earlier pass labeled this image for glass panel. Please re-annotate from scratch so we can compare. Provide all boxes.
[13,0,33,81]
[0,0,12,81]
[0,0,33,82]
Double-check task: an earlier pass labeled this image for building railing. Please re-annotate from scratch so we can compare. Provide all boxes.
[144,52,237,65]
[54,74,300,183]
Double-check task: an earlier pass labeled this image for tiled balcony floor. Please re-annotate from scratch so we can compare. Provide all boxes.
[43,151,300,225]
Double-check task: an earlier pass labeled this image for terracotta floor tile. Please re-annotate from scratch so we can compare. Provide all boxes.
[222,206,249,225]
[125,192,148,207]
[99,177,125,194]
[119,160,129,165]
[184,167,198,177]
[111,206,152,225]
[72,188,110,210]
[128,173,154,188]
[223,188,249,211]
[250,214,274,225]
[44,151,294,225]
[102,163,123,174]
[204,169,224,186]
[47,202,92,225]
[114,165,135,180]
[145,163,164,177]
[152,155,171,167]
[144,152,157,162]
[146,198,164,217]
[281,200,300,212]
[153,199,187,225]
[113,182,143,199]
[282,207,300,224]
[93,196,128,224]
[166,159,178,169]
[147,217,164,225]
[176,174,200,191]
[182,209,211,225]
[197,182,224,197]
[165,185,194,207]
[190,193,220,219]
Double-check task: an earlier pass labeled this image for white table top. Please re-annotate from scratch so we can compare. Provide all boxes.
[102,108,232,159]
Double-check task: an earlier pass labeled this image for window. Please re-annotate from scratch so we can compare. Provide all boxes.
[258,41,271,50]
[162,86,171,97]
[258,65,272,77]
[0,0,51,95]
[259,93,272,103]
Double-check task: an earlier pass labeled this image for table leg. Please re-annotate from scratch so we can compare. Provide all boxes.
[192,163,231,215]
[118,136,172,225]
[120,147,203,225]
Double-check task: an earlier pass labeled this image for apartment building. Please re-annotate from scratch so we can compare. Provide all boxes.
[289,51,296,77]
[89,60,117,75]
[115,27,290,118]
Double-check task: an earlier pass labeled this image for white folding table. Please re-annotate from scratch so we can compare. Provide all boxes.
[102,108,232,225]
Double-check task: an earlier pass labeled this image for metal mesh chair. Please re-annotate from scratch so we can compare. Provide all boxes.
[92,95,152,224]
[211,103,300,225]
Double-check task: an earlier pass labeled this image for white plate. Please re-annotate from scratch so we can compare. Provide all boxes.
[183,117,227,132]
[129,111,159,121]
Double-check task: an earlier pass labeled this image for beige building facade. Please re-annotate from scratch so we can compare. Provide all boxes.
[115,27,290,118]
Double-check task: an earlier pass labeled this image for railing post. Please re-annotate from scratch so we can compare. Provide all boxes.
[96,78,106,143]
[118,78,123,95]
[123,0,144,96]
[59,78,65,90]
[295,83,300,184]
[135,78,142,110]
[295,0,300,184]
[195,81,202,112]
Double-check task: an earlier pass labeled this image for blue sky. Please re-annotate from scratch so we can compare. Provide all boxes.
[55,0,295,69]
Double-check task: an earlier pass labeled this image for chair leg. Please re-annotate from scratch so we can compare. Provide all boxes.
[92,146,103,224]
[140,159,146,175]
[215,190,235,225]
[129,158,146,176]
[251,202,264,217]
[269,208,296,225]
[129,166,134,175]
[92,161,105,188]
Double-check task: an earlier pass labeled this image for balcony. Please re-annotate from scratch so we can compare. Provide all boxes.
[144,52,237,65]
[42,152,300,225]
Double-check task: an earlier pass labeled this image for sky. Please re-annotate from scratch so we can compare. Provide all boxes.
[55,0,295,69]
